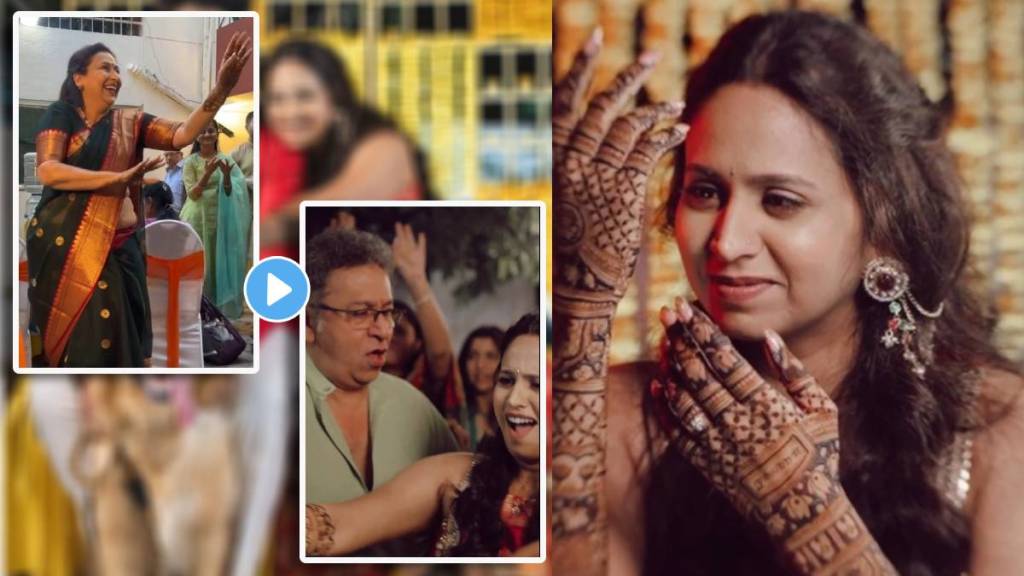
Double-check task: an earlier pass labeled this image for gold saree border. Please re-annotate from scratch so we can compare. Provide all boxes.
[35,129,68,164]
[43,109,141,365]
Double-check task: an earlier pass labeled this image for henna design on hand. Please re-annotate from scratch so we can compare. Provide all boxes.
[655,299,897,575]
[551,29,688,576]
[204,32,251,113]
[305,504,335,556]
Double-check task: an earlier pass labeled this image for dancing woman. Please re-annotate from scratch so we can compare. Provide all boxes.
[28,35,250,367]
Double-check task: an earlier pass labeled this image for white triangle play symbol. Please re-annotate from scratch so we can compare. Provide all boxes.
[267,273,292,307]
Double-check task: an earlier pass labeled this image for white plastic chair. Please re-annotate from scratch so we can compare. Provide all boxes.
[145,220,205,368]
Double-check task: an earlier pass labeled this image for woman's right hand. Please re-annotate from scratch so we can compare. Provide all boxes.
[553,31,688,307]
[119,156,165,186]
[391,222,428,287]
[653,299,876,574]
[203,157,221,177]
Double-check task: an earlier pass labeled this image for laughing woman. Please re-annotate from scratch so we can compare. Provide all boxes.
[28,36,251,367]
[306,313,541,557]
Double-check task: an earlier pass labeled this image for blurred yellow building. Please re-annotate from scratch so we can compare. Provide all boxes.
[256,0,552,202]
[60,0,553,203]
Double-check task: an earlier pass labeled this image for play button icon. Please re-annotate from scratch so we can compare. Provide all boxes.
[266,273,292,307]
[244,257,310,322]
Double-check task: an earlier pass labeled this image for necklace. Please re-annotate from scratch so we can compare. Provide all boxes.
[76,106,108,129]
[506,493,537,517]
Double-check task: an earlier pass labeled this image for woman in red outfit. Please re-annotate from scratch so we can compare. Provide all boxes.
[305,314,541,557]
[259,40,430,250]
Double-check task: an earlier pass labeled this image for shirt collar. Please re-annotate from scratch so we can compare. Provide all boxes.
[306,353,338,401]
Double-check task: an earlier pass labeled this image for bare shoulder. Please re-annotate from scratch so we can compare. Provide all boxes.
[967,366,1024,572]
[965,367,1023,501]
[975,366,1024,425]
[972,366,1024,466]
[607,360,665,462]
[351,130,413,161]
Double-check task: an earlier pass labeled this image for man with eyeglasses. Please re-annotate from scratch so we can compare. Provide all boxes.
[304,228,457,556]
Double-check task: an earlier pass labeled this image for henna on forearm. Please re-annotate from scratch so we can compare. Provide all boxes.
[659,300,897,575]
[552,307,613,573]
[202,85,229,113]
[305,504,336,556]
[551,27,687,575]
[782,495,896,575]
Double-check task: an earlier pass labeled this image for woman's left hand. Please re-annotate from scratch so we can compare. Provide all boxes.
[654,298,848,551]
[215,32,252,94]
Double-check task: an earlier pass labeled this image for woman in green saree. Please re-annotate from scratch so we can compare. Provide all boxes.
[27,36,251,367]
[180,120,250,319]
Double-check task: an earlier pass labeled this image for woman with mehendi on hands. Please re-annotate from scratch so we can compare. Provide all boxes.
[28,33,251,367]
[306,313,541,557]
[552,11,1024,576]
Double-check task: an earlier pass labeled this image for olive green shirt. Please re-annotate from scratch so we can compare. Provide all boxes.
[305,353,457,554]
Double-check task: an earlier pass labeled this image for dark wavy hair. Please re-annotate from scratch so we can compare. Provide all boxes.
[646,11,1020,576]
[59,43,115,109]
[459,326,505,409]
[449,313,541,556]
[261,40,432,197]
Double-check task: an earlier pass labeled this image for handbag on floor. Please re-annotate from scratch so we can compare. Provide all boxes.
[200,296,246,366]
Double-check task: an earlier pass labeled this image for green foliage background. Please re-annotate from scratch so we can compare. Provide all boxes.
[306,206,541,304]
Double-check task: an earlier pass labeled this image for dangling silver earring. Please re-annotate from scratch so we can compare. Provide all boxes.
[862,257,944,378]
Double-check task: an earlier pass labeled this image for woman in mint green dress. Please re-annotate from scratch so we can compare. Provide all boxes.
[180,120,250,318]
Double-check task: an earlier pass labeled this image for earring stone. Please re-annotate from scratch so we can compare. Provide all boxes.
[862,257,940,379]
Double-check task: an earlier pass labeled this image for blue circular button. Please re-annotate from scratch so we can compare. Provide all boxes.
[244,257,310,322]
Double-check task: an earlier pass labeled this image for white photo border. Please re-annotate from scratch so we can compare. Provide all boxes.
[299,199,547,564]
[11,10,261,375]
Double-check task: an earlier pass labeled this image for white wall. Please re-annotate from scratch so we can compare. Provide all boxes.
[18,17,215,178]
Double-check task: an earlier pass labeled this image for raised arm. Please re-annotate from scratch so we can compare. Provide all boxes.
[551,29,687,575]
[170,32,252,150]
[392,223,453,381]
[305,452,473,556]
